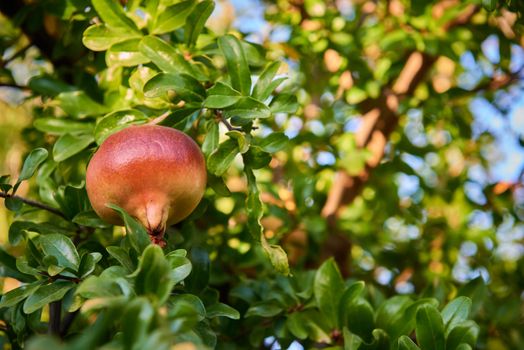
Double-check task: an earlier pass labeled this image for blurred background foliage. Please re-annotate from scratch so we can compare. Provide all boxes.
[0,0,523,349]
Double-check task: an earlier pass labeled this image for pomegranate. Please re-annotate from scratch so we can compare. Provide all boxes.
[86,124,206,246]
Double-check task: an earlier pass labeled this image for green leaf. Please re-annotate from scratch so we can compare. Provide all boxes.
[257,132,289,153]
[223,97,271,119]
[287,312,309,339]
[28,75,74,96]
[314,258,345,329]
[415,304,445,350]
[252,61,284,101]
[207,81,241,96]
[245,302,283,318]
[243,146,271,169]
[106,39,150,67]
[92,0,140,31]
[39,234,80,272]
[153,0,195,34]
[52,133,94,162]
[391,298,439,339]
[203,95,242,108]
[82,24,141,51]
[0,248,34,282]
[218,35,252,95]
[207,139,239,176]
[106,246,135,272]
[139,36,203,79]
[202,81,242,108]
[201,121,219,157]
[34,118,94,135]
[134,245,173,304]
[455,344,473,350]
[207,173,231,196]
[78,252,102,278]
[23,281,75,314]
[16,148,48,187]
[72,210,110,228]
[270,93,299,114]
[338,281,365,328]
[185,247,210,294]
[441,296,472,335]
[143,73,206,102]
[121,297,154,350]
[343,327,363,350]
[226,130,250,154]
[107,204,150,253]
[94,109,148,145]
[206,303,240,319]
[165,252,192,284]
[398,336,420,350]
[5,196,23,212]
[56,91,109,118]
[375,295,413,335]
[0,282,42,308]
[184,1,214,47]
[244,167,289,275]
[446,321,479,350]
[260,236,290,276]
[346,299,375,343]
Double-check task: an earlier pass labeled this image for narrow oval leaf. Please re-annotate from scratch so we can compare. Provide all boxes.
[441,296,472,335]
[122,298,155,349]
[134,245,173,304]
[139,36,203,79]
[82,24,141,51]
[95,109,148,145]
[185,1,214,47]
[106,246,135,272]
[218,35,252,95]
[34,118,94,135]
[415,304,445,350]
[202,95,242,108]
[39,234,80,271]
[258,132,289,153]
[107,204,150,253]
[314,258,344,333]
[143,73,206,102]
[55,91,109,118]
[398,335,421,350]
[206,303,240,319]
[53,133,94,162]
[106,39,150,67]
[92,0,140,31]
[223,97,271,119]
[207,139,239,176]
[153,0,196,34]
[17,148,48,183]
[245,302,282,318]
[446,321,479,349]
[0,282,42,308]
[252,61,282,101]
[23,281,75,314]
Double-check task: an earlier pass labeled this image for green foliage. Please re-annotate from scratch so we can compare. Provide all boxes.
[0,0,523,349]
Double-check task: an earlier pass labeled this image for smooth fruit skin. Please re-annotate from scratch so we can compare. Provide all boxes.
[86,124,206,242]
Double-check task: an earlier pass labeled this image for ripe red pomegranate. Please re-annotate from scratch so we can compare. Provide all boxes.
[86,124,206,246]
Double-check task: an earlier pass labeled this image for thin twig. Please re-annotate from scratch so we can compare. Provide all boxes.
[0,192,67,220]
[215,110,242,131]
[59,310,79,337]
[2,44,31,66]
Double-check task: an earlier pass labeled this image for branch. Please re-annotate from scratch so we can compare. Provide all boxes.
[321,3,480,220]
[48,301,61,336]
[0,192,67,220]
[215,110,242,131]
